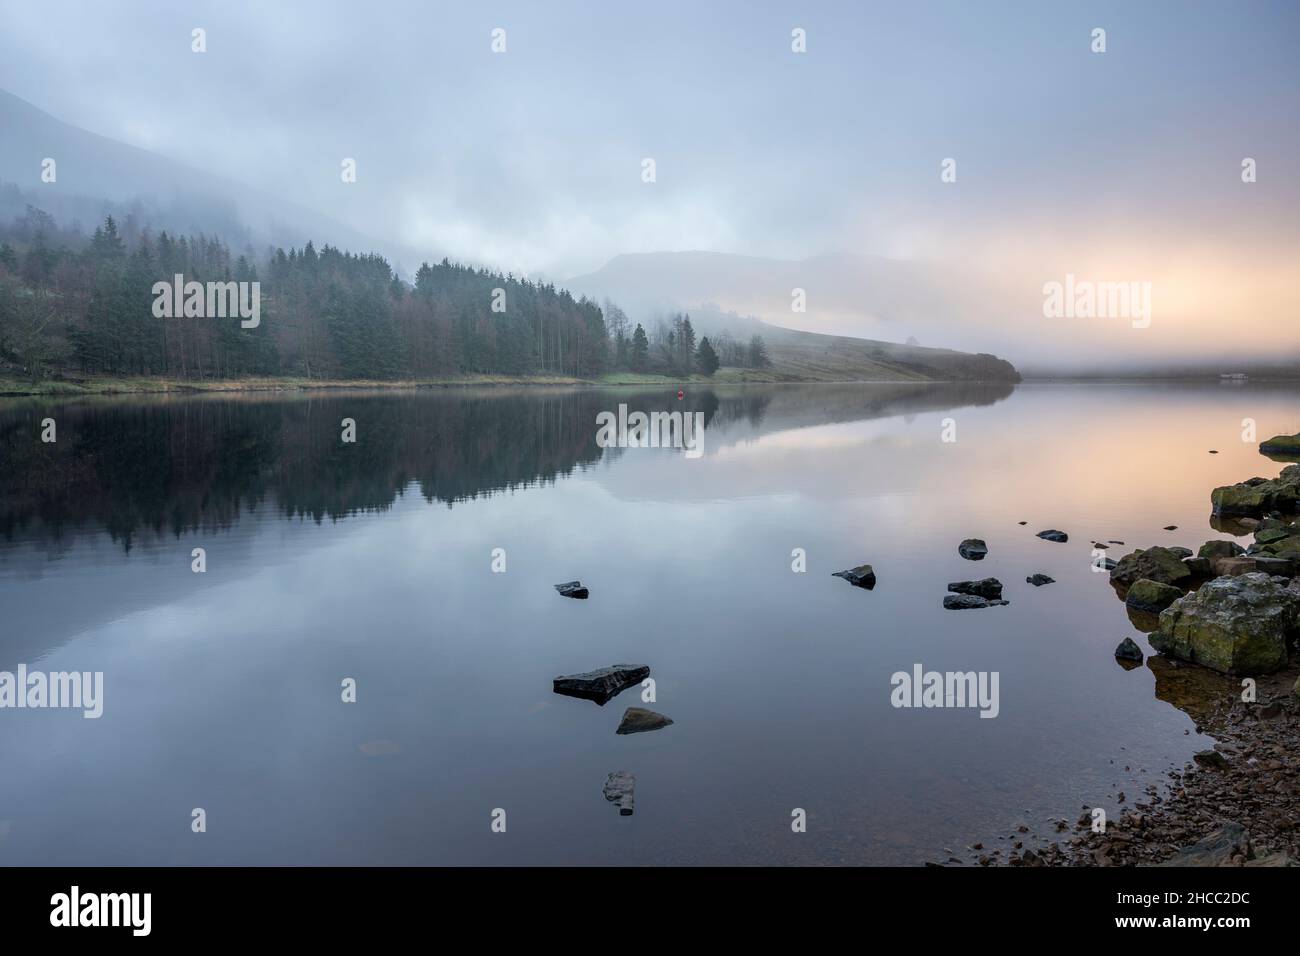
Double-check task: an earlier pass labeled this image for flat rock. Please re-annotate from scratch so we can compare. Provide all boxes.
[958,538,988,560]
[1260,433,1300,460]
[1037,529,1069,543]
[1154,823,1248,866]
[554,580,589,599]
[943,593,1008,610]
[616,707,674,735]
[553,664,650,705]
[603,771,635,816]
[947,577,1003,600]
[1026,573,1055,586]
[832,564,876,589]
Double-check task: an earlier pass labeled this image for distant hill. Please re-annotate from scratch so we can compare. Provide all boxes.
[0,88,434,274]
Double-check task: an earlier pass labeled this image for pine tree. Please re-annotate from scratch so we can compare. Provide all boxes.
[630,323,649,371]
[696,336,720,376]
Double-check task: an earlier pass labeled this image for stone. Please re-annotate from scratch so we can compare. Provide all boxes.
[1150,572,1300,675]
[1115,637,1144,662]
[943,593,1008,610]
[832,565,876,589]
[554,580,589,599]
[947,578,1003,600]
[1198,540,1245,561]
[1026,573,1055,586]
[1259,433,1300,458]
[1212,465,1300,516]
[553,664,650,705]
[616,707,673,735]
[1192,749,1229,770]
[1154,823,1249,866]
[603,771,635,815]
[1110,547,1194,588]
[1125,578,1185,614]
[958,539,988,560]
[1037,529,1069,543]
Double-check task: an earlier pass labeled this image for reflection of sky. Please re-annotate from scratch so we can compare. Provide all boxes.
[0,384,1296,865]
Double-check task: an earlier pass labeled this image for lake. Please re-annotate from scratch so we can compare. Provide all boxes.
[1,381,1295,865]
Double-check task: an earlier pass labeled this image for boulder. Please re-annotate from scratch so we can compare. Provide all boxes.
[943,593,1008,610]
[616,707,674,735]
[1109,547,1194,588]
[1214,555,1258,577]
[1114,637,1144,662]
[958,539,988,560]
[832,565,876,589]
[1260,433,1300,459]
[603,771,635,816]
[554,580,589,599]
[1182,556,1213,576]
[553,664,650,705]
[1037,529,1069,543]
[1150,572,1300,675]
[1125,578,1184,614]
[947,578,1003,600]
[1026,573,1055,586]
[1198,540,1245,561]
[1211,465,1300,516]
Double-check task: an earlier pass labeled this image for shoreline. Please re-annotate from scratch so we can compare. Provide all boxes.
[0,373,1015,398]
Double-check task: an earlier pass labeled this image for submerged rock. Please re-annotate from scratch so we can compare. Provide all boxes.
[603,771,635,816]
[943,593,1008,610]
[616,707,674,735]
[553,664,650,705]
[1110,546,1194,589]
[1036,530,1069,543]
[1026,573,1055,586]
[1150,572,1300,675]
[1125,578,1184,614]
[832,564,876,589]
[958,538,988,560]
[947,578,1003,600]
[554,580,589,599]
[1115,637,1144,662]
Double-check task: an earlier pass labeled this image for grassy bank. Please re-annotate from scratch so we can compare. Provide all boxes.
[0,367,917,397]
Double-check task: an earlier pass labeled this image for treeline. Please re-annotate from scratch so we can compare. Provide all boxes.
[0,207,767,382]
[602,304,768,377]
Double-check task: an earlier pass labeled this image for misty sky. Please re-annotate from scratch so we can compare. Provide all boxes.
[1,0,1297,366]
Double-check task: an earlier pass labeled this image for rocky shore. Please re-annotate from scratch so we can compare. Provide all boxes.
[975,441,1300,867]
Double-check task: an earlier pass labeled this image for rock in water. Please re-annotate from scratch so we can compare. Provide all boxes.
[616,707,674,735]
[958,539,988,560]
[1124,578,1184,614]
[832,565,876,589]
[1211,465,1300,516]
[947,578,1003,600]
[603,771,635,816]
[553,664,650,705]
[1259,433,1300,460]
[1036,530,1069,543]
[1026,573,1055,586]
[1109,546,1194,588]
[554,580,589,599]
[1114,637,1144,662]
[1150,572,1300,675]
[943,593,1008,610]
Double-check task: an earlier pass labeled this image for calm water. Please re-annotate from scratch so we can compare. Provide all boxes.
[1,382,1296,865]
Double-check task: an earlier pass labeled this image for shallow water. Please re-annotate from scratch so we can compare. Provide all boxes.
[0,381,1295,865]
